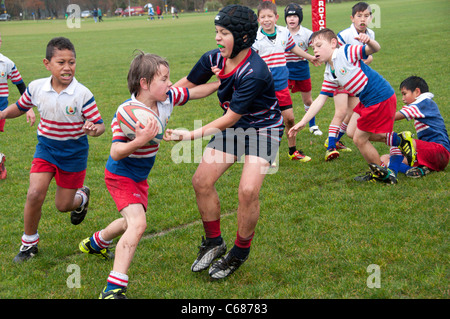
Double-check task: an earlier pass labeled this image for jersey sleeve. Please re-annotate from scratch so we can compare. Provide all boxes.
[286,34,296,52]
[186,49,221,85]
[8,65,24,85]
[344,44,369,64]
[82,93,103,124]
[168,87,189,106]
[399,104,425,121]
[16,87,34,112]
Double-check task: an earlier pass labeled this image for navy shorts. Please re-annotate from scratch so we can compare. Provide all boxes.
[206,127,283,165]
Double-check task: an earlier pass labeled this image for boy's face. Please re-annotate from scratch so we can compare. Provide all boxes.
[400,87,421,105]
[145,65,172,102]
[285,15,300,31]
[43,48,76,90]
[258,9,278,34]
[311,36,337,63]
[351,9,372,33]
[215,25,234,59]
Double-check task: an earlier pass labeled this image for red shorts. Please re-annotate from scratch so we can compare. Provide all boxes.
[275,87,293,110]
[415,139,450,171]
[105,169,149,212]
[288,78,312,93]
[353,94,396,134]
[333,88,354,97]
[0,119,5,132]
[30,158,86,189]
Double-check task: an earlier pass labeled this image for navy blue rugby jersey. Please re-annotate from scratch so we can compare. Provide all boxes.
[187,48,284,133]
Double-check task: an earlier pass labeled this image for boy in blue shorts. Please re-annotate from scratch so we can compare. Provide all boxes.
[289,28,399,184]
[253,1,319,162]
[0,37,105,262]
[167,5,284,279]
[380,76,450,178]
[284,3,322,137]
[0,32,36,179]
[78,52,218,299]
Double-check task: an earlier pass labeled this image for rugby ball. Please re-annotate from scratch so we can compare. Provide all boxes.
[116,102,164,145]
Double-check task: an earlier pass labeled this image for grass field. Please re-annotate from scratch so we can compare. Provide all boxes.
[0,0,448,302]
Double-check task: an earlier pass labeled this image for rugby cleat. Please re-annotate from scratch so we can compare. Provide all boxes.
[325,148,340,161]
[354,171,376,182]
[99,287,127,299]
[209,252,248,280]
[398,131,416,166]
[0,153,7,180]
[13,244,38,263]
[368,163,398,184]
[71,186,90,225]
[288,150,311,162]
[191,236,227,272]
[79,237,114,260]
[324,138,352,152]
[405,166,431,178]
[309,125,323,136]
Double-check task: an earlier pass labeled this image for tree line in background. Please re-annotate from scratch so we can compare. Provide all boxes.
[3,0,345,20]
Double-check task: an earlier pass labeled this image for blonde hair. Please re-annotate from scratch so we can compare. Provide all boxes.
[127,51,169,96]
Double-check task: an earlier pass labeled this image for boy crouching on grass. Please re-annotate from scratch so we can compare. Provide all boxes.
[288,28,412,184]
[0,37,105,262]
[78,51,218,299]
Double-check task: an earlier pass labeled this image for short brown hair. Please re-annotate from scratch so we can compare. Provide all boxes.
[310,28,339,46]
[257,0,277,16]
[127,51,169,96]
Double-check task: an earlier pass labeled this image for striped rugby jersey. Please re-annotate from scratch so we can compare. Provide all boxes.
[16,76,103,172]
[399,92,450,152]
[106,87,189,182]
[0,53,24,110]
[285,25,313,81]
[320,44,394,107]
[186,48,283,137]
[252,25,296,91]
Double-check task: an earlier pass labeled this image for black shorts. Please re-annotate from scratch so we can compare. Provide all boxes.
[206,127,283,165]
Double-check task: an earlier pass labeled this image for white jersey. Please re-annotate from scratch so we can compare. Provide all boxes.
[337,24,375,46]
[285,25,313,63]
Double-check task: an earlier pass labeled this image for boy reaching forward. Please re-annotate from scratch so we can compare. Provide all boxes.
[289,28,400,184]
[0,37,105,262]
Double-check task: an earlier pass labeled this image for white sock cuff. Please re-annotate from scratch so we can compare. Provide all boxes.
[22,232,39,246]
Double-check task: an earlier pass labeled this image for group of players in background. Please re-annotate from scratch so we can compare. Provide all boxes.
[0,1,448,299]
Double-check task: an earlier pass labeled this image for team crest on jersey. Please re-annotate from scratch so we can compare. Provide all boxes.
[0,72,5,78]
[339,67,348,76]
[66,105,77,115]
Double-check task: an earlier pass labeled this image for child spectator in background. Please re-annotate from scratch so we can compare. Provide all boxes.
[253,1,320,163]
[284,3,322,137]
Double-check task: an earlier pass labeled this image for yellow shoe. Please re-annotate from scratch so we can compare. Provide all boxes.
[399,131,416,166]
[324,138,352,152]
[288,150,311,162]
[325,148,339,161]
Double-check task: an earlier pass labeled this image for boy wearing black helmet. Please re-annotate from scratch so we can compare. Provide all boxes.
[284,3,322,137]
[167,5,284,279]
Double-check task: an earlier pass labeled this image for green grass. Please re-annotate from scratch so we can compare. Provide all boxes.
[0,0,448,300]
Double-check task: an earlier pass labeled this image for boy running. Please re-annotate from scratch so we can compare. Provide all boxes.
[166,5,284,279]
[0,37,105,262]
[78,52,218,299]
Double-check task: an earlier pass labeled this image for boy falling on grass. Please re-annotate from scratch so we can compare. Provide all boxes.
[0,37,105,262]
[380,76,450,178]
[78,52,218,299]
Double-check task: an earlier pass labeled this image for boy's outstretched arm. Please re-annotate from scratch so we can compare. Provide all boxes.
[288,94,328,137]
[0,103,27,120]
[355,33,381,56]
[186,81,220,100]
[290,45,321,66]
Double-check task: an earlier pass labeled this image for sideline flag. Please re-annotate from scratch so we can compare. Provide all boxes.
[311,0,326,32]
